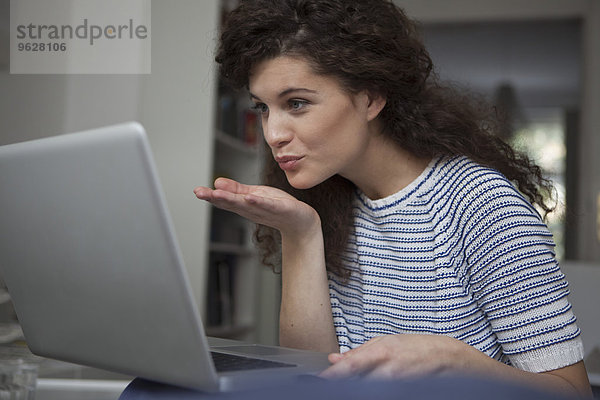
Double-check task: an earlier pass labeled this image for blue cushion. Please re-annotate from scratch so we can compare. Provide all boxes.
[119,374,573,400]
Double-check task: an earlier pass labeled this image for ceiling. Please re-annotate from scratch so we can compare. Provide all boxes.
[420,19,581,108]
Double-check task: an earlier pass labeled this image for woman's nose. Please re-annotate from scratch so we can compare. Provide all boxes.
[262,113,293,149]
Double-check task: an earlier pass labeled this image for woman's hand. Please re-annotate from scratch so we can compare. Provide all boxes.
[321,334,593,398]
[196,177,338,353]
[194,177,319,238]
[320,334,462,380]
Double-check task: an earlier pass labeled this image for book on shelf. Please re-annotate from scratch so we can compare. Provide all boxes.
[210,207,247,245]
[217,84,260,148]
[242,109,259,146]
[206,254,235,328]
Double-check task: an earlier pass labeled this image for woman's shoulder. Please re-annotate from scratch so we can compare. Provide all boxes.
[436,156,534,205]
[353,155,538,220]
[435,156,513,191]
[431,155,542,222]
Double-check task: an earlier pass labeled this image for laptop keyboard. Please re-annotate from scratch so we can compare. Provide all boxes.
[210,351,297,372]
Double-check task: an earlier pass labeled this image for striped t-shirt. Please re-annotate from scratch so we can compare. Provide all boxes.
[328,156,584,372]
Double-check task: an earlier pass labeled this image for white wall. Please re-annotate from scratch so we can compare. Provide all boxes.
[578,1,600,261]
[137,0,219,316]
[0,74,68,144]
[0,0,220,316]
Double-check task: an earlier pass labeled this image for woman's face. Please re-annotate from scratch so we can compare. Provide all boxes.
[248,56,381,190]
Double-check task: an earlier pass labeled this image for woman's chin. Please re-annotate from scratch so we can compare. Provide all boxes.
[285,173,324,190]
[288,181,315,190]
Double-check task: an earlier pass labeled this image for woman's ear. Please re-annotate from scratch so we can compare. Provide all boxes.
[366,91,386,122]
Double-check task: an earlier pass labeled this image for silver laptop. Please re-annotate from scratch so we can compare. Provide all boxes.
[0,122,330,391]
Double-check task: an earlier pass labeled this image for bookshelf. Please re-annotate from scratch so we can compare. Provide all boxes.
[204,0,283,346]
[205,74,265,340]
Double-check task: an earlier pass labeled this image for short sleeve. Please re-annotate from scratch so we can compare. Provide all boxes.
[462,175,583,372]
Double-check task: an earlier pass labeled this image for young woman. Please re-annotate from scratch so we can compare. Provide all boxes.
[194,0,592,397]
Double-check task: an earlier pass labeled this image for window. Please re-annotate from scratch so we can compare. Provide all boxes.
[510,108,566,260]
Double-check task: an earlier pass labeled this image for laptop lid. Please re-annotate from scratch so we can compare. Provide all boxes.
[0,122,224,389]
[0,122,329,390]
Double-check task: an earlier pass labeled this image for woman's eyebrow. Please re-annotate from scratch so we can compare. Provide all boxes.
[278,87,318,97]
[249,87,318,101]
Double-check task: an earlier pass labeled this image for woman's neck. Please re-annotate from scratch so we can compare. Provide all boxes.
[343,133,431,200]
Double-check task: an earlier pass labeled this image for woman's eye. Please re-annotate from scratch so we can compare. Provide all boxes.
[251,103,268,114]
[289,100,308,111]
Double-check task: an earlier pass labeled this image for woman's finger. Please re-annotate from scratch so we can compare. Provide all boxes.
[193,186,215,201]
[327,353,344,364]
[194,181,317,232]
[214,177,251,194]
[320,349,380,379]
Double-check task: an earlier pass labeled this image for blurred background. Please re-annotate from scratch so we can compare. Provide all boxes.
[0,0,599,391]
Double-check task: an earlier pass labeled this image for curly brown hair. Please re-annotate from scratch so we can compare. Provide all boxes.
[215,0,554,277]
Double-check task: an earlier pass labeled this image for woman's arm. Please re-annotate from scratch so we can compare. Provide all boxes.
[194,178,338,353]
[278,215,338,352]
[321,334,592,398]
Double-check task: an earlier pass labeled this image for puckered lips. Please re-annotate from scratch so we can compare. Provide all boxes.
[275,155,304,171]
